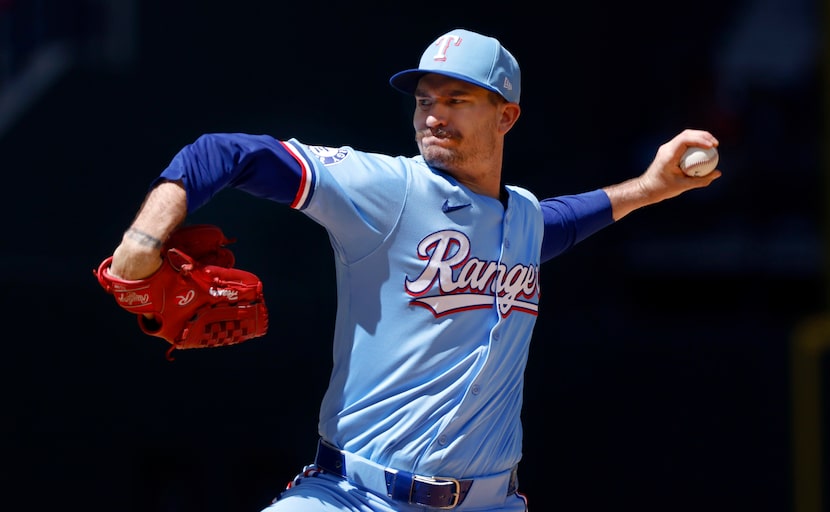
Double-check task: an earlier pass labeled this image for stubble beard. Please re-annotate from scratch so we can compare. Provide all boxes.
[421,144,461,172]
[418,128,467,173]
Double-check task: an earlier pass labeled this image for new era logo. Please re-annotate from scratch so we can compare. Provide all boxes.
[503,77,513,91]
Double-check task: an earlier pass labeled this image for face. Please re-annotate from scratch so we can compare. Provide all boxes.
[412,74,510,178]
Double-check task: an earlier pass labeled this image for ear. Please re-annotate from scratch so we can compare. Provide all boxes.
[499,103,521,134]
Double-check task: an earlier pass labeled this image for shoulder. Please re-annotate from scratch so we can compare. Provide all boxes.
[505,184,541,209]
[286,139,420,176]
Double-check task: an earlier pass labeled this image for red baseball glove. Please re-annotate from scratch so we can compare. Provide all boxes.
[94,224,268,359]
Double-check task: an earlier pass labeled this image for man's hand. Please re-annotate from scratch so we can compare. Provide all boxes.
[603,129,721,221]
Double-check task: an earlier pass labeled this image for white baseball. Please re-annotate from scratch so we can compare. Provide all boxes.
[679,146,719,177]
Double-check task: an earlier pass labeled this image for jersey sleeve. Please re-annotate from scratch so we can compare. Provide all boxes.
[151,133,409,263]
[153,133,308,213]
[540,189,614,263]
[282,141,410,264]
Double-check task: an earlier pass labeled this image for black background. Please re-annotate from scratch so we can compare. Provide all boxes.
[2,1,827,511]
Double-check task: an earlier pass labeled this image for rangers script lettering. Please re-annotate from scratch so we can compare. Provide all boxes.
[405,230,540,317]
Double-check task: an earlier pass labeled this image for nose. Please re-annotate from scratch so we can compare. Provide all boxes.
[425,110,447,128]
[421,101,450,128]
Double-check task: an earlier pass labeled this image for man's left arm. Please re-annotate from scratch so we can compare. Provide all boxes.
[602,128,721,222]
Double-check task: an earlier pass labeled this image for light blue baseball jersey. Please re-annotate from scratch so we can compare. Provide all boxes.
[157,133,613,479]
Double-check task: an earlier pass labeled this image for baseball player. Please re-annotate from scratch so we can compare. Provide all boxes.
[106,28,720,511]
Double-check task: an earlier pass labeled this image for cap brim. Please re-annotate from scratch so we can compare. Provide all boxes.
[389,69,502,98]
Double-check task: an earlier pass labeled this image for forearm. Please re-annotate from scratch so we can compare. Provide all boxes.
[128,180,188,242]
[601,176,669,222]
[110,180,188,279]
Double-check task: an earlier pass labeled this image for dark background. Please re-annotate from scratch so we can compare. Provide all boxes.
[2,1,828,511]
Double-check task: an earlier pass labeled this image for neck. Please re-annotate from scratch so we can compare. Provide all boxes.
[453,155,504,199]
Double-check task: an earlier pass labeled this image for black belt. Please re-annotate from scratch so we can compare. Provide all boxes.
[314,438,518,509]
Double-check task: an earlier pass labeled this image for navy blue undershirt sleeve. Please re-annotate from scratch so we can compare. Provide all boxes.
[540,189,614,263]
[151,133,303,214]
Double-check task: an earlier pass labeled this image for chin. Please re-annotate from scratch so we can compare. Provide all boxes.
[422,147,447,163]
[423,153,459,173]
[423,143,454,156]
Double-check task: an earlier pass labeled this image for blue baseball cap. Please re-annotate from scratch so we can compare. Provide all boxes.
[390,29,521,104]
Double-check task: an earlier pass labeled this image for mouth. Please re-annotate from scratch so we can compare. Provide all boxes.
[421,128,455,145]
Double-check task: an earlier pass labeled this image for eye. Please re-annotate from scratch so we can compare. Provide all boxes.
[417,98,433,109]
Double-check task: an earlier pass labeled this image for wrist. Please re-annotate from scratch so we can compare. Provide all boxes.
[123,227,164,250]
[111,229,164,280]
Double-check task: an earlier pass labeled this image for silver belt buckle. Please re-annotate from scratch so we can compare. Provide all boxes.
[412,475,461,509]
